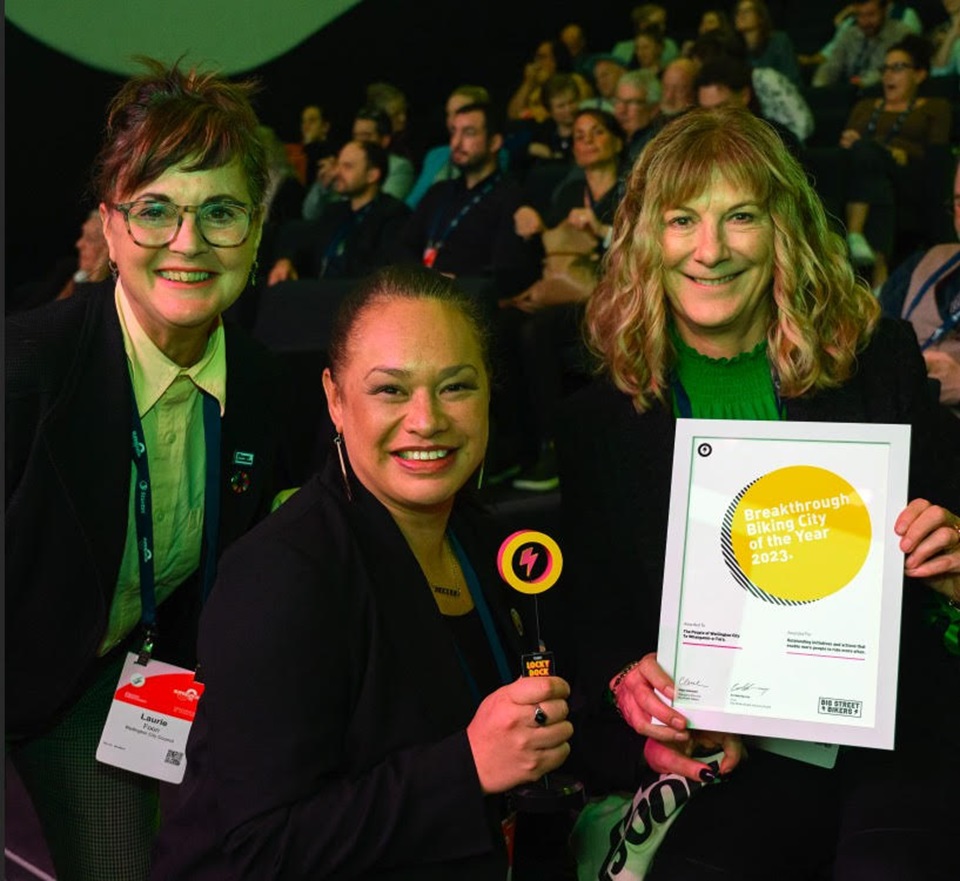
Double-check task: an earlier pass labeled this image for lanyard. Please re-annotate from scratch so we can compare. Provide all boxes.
[903,249,960,351]
[130,385,222,661]
[426,173,500,252]
[865,97,916,145]
[448,531,513,704]
[320,201,375,277]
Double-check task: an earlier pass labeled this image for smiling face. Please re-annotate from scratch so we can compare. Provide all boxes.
[881,48,925,105]
[323,297,490,519]
[660,174,774,357]
[572,112,623,168]
[100,160,261,364]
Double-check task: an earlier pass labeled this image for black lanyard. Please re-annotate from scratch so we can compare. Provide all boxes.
[130,384,222,662]
[865,98,916,145]
[903,249,960,351]
[426,173,500,252]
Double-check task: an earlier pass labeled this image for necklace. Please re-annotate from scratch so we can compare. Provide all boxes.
[426,536,473,615]
[431,583,461,597]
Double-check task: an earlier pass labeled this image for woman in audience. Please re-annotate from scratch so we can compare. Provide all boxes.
[150,265,574,880]
[559,106,960,879]
[6,59,289,880]
[838,34,952,285]
[734,0,803,85]
[507,38,592,123]
[503,109,625,492]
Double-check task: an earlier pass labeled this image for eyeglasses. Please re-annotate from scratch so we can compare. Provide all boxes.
[878,62,915,74]
[112,200,255,248]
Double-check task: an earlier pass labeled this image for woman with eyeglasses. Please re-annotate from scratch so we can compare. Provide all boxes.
[837,34,952,286]
[6,58,290,881]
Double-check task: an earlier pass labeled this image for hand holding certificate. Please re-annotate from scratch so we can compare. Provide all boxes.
[655,419,911,750]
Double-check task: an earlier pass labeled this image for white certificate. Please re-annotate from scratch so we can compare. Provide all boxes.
[656,419,910,750]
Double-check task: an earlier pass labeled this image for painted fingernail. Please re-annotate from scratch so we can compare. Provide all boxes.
[699,769,717,783]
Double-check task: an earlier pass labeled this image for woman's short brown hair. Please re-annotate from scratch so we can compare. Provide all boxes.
[587,106,879,411]
[94,57,268,208]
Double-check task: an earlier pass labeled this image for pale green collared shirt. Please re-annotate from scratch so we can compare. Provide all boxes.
[98,282,227,656]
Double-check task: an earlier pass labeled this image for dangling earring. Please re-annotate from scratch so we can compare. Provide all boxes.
[476,459,485,490]
[248,258,259,288]
[334,432,352,501]
[109,259,118,281]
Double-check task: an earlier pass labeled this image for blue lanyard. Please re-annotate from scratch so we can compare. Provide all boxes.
[903,249,960,351]
[448,531,513,704]
[426,173,500,251]
[320,201,375,277]
[129,384,222,660]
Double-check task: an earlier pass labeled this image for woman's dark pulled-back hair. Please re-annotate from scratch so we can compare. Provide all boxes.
[94,57,268,207]
[327,265,493,378]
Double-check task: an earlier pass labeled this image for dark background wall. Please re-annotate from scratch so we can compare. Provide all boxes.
[5,0,812,292]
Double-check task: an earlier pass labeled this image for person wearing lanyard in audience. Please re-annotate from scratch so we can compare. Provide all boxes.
[393,102,540,300]
[6,59,288,881]
[150,265,573,880]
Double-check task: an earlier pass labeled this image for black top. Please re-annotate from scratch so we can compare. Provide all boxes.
[279,193,411,279]
[150,456,538,880]
[393,171,541,298]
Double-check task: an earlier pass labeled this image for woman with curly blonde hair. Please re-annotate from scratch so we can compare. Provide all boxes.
[587,105,879,411]
[560,106,960,878]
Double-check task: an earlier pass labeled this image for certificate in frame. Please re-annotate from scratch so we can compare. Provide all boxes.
[656,419,910,750]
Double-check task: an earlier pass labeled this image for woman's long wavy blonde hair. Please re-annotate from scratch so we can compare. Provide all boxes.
[587,106,879,411]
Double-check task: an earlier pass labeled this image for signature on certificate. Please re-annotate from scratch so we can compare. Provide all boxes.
[678,676,709,689]
[730,681,771,697]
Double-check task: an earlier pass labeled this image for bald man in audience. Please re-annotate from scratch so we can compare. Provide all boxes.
[660,58,699,117]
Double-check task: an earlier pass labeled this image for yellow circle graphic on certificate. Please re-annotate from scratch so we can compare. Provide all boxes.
[721,466,871,604]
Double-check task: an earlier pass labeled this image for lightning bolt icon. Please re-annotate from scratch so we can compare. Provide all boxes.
[518,546,539,579]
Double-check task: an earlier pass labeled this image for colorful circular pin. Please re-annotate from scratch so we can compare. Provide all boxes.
[230,470,251,494]
[497,530,563,595]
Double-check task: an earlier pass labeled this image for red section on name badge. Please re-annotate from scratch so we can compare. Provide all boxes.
[422,247,438,268]
[114,672,205,721]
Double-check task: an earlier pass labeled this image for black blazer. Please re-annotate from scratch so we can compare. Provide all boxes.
[556,318,960,791]
[5,286,288,738]
[150,457,538,881]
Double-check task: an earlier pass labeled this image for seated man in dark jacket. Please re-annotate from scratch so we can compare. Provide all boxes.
[390,102,541,299]
[267,140,410,284]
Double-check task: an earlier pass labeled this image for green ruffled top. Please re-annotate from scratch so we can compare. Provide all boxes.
[670,327,783,421]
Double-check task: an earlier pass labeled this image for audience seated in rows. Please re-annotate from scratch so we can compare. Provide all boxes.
[507,38,593,123]
[691,30,815,142]
[830,34,952,284]
[812,0,914,87]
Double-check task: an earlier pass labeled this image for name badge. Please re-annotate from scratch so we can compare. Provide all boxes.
[96,652,205,783]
